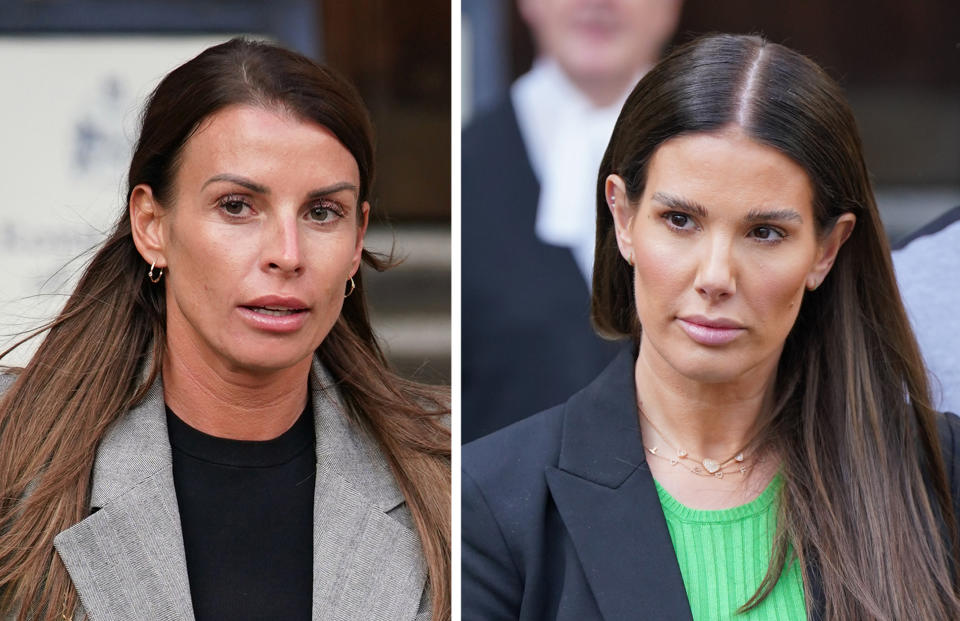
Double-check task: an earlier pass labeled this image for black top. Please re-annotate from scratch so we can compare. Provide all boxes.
[167,405,315,621]
[462,99,619,442]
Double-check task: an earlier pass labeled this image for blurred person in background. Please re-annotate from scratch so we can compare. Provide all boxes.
[0,39,449,621]
[893,206,960,414]
[463,0,683,442]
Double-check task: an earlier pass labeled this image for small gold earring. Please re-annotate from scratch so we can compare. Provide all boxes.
[148,260,164,284]
[60,591,74,621]
[344,276,356,298]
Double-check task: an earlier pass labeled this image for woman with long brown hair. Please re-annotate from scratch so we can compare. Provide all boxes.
[0,39,449,621]
[462,33,960,620]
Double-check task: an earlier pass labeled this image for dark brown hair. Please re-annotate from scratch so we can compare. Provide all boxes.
[0,39,450,620]
[594,33,959,619]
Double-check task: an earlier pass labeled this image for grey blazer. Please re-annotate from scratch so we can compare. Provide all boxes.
[3,360,430,620]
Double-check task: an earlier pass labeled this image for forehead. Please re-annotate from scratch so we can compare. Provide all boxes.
[176,104,360,189]
[643,129,814,217]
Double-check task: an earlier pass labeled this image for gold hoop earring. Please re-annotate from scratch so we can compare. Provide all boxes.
[344,276,356,298]
[60,591,74,621]
[148,260,163,284]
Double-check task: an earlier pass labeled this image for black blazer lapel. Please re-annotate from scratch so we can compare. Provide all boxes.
[546,348,693,621]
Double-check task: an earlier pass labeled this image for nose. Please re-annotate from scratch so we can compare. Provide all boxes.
[694,235,736,302]
[263,215,303,275]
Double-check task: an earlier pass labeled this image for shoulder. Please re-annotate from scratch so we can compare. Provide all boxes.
[932,412,960,523]
[462,100,531,184]
[893,205,960,252]
[893,206,960,288]
[935,411,960,479]
[463,404,565,500]
[462,99,520,154]
[0,372,14,395]
[461,405,566,617]
[462,403,566,553]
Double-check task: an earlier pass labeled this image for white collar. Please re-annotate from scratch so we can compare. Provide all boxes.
[511,58,638,284]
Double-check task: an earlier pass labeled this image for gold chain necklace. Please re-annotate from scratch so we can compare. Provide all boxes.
[640,410,758,480]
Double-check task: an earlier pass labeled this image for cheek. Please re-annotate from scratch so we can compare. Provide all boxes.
[305,235,358,289]
[167,220,255,302]
[744,256,810,329]
[631,233,691,309]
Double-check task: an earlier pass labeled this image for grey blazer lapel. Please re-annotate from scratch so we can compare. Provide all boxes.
[309,360,428,621]
[48,360,428,621]
[53,378,195,621]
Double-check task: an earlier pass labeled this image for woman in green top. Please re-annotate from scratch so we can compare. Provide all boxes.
[462,33,960,620]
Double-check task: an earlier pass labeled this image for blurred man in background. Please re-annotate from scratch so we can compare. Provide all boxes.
[894,205,960,415]
[462,0,682,442]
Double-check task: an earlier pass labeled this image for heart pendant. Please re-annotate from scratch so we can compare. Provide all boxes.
[702,458,720,474]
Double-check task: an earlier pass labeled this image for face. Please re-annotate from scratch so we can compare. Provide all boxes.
[132,105,368,376]
[608,128,854,386]
[520,0,681,90]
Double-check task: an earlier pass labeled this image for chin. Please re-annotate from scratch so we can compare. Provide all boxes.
[675,365,746,385]
[222,346,316,376]
[665,348,758,385]
[569,54,619,76]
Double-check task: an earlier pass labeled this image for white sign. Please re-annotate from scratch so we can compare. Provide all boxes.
[0,35,243,365]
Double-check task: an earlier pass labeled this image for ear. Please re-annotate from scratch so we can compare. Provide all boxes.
[129,183,167,269]
[806,213,856,290]
[349,201,370,277]
[605,174,636,266]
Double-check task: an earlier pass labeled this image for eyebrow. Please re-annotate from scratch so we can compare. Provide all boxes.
[745,208,803,224]
[306,181,360,200]
[202,174,359,200]
[203,174,268,194]
[651,192,707,217]
[652,191,803,224]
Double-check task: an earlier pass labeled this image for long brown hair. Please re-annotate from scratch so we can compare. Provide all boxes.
[0,39,450,620]
[593,34,959,619]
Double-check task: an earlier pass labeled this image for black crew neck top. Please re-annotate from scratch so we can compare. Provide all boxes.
[167,406,315,621]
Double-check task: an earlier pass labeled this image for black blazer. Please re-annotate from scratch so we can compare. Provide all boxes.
[461,99,619,442]
[462,348,960,620]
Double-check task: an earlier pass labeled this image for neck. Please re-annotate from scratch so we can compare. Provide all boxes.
[634,340,778,462]
[558,62,645,109]
[161,342,311,441]
[571,76,631,108]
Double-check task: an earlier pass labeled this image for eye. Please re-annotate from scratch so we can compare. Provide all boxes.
[662,211,696,231]
[307,200,345,223]
[218,195,252,217]
[750,226,786,242]
[310,207,332,222]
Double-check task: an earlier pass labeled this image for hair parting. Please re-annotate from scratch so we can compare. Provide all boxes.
[593,33,960,619]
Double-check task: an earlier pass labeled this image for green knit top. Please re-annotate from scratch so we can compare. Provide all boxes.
[655,474,807,620]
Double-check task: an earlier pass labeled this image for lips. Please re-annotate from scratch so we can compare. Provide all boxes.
[246,306,305,317]
[241,295,309,312]
[238,296,310,333]
[677,315,745,346]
